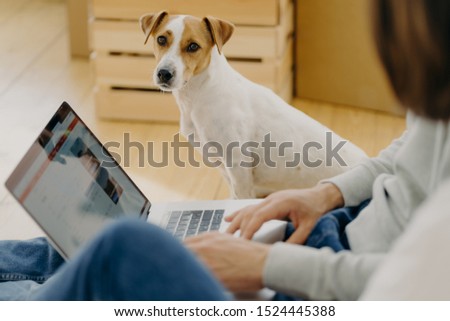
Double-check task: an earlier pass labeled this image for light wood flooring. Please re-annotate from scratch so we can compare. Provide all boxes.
[0,0,405,240]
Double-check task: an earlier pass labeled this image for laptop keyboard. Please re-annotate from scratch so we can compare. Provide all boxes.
[164,209,225,239]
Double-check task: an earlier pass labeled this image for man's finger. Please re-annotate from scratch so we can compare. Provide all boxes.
[225,214,244,234]
[285,222,314,244]
[225,202,266,233]
[239,202,281,239]
[224,209,242,222]
[184,231,217,244]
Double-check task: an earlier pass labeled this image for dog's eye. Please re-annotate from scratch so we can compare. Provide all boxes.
[157,36,167,46]
[187,42,200,53]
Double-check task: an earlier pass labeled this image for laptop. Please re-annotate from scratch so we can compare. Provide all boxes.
[5,102,287,260]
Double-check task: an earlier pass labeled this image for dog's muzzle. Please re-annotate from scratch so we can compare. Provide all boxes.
[157,68,174,85]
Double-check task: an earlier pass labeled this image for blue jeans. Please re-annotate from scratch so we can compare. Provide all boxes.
[0,220,227,300]
[0,237,64,300]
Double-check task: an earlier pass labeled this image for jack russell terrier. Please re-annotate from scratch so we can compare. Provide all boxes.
[139,12,367,199]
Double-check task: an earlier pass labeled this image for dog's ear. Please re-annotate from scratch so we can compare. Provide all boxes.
[203,16,235,54]
[139,11,168,45]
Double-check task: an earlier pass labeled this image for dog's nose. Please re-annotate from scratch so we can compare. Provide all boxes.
[157,69,173,83]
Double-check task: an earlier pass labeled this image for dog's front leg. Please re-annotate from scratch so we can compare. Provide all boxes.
[223,165,255,199]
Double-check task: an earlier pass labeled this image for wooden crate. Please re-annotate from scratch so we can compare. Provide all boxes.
[91,0,295,122]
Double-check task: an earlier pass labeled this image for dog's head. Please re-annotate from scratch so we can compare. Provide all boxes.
[139,12,234,91]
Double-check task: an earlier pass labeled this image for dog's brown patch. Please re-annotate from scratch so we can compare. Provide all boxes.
[151,16,177,62]
[179,16,214,81]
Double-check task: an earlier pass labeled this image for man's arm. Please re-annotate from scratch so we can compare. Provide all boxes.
[264,243,384,300]
[324,130,408,206]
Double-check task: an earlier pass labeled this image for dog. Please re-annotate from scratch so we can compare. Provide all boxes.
[139,12,368,199]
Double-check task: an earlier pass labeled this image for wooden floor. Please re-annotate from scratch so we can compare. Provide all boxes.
[0,0,405,240]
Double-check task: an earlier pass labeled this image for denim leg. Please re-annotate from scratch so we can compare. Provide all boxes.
[305,199,371,252]
[0,237,65,300]
[32,219,229,300]
[0,237,64,283]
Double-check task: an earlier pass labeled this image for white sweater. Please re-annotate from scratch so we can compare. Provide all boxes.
[263,113,450,300]
[361,178,450,300]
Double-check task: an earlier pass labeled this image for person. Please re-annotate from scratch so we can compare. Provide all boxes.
[197,0,450,300]
[1,0,449,300]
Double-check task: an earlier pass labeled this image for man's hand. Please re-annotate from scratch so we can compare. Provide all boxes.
[185,232,270,292]
[225,183,344,244]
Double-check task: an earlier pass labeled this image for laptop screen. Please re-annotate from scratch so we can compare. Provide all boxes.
[5,102,151,258]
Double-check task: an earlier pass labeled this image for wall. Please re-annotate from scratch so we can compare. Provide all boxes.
[295,0,403,114]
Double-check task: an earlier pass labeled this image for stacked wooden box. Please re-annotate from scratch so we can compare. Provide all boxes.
[90,0,294,122]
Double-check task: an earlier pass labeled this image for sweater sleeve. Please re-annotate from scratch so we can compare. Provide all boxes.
[323,130,408,206]
[263,243,384,300]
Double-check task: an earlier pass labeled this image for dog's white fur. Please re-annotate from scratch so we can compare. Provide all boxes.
[140,13,367,199]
